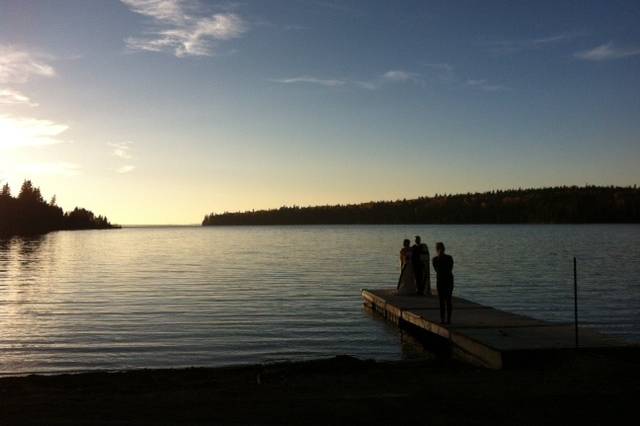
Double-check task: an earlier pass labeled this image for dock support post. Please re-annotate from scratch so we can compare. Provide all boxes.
[574,257,579,348]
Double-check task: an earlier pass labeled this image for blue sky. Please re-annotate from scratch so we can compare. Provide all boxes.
[0,0,639,224]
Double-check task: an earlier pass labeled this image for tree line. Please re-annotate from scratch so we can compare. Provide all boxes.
[0,180,118,237]
[202,186,640,226]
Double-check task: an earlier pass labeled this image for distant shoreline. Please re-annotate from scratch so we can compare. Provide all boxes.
[199,221,640,227]
[202,186,640,227]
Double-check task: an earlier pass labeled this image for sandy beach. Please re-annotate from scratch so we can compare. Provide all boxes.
[1,349,638,425]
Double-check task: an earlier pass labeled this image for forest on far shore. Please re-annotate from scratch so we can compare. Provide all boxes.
[0,180,118,237]
[203,186,640,226]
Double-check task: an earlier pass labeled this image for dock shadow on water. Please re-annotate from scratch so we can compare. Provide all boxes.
[363,304,440,361]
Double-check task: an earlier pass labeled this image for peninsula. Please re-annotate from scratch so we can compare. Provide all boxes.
[0,180,118,237]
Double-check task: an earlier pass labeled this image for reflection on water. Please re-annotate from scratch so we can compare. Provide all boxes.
[0,225,638,375]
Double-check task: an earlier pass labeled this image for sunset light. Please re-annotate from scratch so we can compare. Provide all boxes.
[0,3,638,423]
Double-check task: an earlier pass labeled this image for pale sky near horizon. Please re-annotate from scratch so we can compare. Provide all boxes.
[1,0,639,224]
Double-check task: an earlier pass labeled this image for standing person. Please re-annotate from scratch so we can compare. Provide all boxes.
[412,236,430,296]
[432,242,454,324]
[397,239,417,295]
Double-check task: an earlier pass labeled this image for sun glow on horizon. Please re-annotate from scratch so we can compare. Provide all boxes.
[0,1,638,225]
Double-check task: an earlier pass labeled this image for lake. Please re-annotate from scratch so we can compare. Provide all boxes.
[1,225,639,375]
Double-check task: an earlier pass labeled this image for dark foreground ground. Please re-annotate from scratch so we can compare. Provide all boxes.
[1,349,639,425]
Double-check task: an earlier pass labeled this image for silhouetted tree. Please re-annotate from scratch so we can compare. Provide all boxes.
[18,180,43,204]
[1,183,10,198]
[0,180,118,237]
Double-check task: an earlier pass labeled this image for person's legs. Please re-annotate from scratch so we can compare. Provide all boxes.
[424,267,431,296]
[414,266,424,295]
[437,288,445,323]
[446,291,453,324]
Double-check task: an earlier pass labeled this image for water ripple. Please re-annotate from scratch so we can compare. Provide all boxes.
[0,224,638,375]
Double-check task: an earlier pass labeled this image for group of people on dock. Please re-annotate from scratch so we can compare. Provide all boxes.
[398,236,454,324]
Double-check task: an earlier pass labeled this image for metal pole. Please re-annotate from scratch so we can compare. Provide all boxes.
[574,257,579,348]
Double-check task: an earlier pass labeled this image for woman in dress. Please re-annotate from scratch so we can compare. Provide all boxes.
[397,239,417,295]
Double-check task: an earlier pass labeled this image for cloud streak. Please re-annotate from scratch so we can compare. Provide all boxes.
[0,88,38,106]
[121,0,189,24]
[0,45,55,84]
[109,141,134,159]
[272,69,422,90]
[355,70,422,90]
[0,46,81,179]
[0,45,55,110]
[116,165,136,174]
[273,66,511,95]
[122,0,248,57]
[481,33,583,55]
[270,76,346,87]
[574,42,640,61]
[0,45,54,108]
[381,70,418,82]
[109,141,135,173]
[0,114,69,150]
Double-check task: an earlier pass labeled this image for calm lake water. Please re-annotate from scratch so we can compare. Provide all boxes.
[1,225,639,375]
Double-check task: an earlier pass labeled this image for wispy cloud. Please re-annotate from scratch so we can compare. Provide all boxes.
[424,63,509,93]
[356,70,422,90]
[466,79,511,92]
[270,76,346,87]
[272,67,512,95]
[574,42,640,61]
[109,141,135,173]
[0,114,69,150]
[0,45,55,84]
[481,33,583,55]
[121,0,248,57]
[121,0,189,24]
[0,88,38,106]
[0,45,55,109]
[109,141,133,159]
[381,70,418,82]
[116,165,136,174]
[272,69,422,91]
[0,47,80,178]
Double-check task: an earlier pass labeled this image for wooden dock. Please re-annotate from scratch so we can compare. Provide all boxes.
[362,288,626,369]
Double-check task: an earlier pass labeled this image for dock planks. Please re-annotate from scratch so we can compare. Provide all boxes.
[362,288,626,369]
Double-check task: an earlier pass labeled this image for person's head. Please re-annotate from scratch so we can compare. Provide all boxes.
[403,239,411,248]
[414,235,421,244]
[436,242,445,255]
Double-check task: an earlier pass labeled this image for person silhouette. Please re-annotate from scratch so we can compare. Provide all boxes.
[432,242,454,324]
[411,236,430,296]
[397,239,417,295]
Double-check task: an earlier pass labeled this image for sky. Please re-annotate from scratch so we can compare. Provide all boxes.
[0,0,639,224]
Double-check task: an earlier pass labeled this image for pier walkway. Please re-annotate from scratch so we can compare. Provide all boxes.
[362,288,626,369]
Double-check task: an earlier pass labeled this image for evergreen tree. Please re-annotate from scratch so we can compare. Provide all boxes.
[0,183,10,198]
[0,180,117,237]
